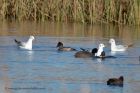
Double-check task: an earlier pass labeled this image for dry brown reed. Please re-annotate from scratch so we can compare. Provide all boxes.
[0,0,140,25]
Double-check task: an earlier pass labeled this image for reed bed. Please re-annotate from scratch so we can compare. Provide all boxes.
[0,0,140,25]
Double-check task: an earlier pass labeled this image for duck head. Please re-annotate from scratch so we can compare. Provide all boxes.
[56,42,63,47]
[91,48,98,54]
[119,76,124,81]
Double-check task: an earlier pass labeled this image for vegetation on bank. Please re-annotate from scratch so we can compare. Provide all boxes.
[0,0,140,25]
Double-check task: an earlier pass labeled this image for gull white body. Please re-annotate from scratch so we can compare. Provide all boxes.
[95,43,105,57]
[15,36,35,50]
[109,38,127,52]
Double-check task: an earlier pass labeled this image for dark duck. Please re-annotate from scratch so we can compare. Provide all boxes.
[56,42,76,51]
[74,48,98,58]
[107,76,124,87]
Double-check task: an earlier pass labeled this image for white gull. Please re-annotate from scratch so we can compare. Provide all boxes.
[95,43,105,57]
[15,36,35,50]
[109,38,128,52]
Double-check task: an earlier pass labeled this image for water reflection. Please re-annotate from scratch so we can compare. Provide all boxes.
[0,64,11,93]
[80,84,91,93]
[0,21,139,40]
[27,51,34,62]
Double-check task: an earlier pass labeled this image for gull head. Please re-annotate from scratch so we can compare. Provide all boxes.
[99,43,105,48]
[30,36,35,40]
[109,38,115,44]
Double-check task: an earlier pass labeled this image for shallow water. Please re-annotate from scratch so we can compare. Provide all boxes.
[0,22,140,93]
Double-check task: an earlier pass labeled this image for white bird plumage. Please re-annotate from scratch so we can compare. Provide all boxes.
[109,38,127,52]
[15,36,35,50]
[95,43,105,57]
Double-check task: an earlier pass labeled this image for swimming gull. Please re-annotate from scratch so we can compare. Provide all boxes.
[15,36,35,50]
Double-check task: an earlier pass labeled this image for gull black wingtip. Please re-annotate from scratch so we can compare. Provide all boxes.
[14,39,21,45]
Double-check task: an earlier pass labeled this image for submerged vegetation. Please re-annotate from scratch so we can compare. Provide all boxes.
[0,0,140,25]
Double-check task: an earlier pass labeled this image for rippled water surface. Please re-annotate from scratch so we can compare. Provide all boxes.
[0,22,140,93]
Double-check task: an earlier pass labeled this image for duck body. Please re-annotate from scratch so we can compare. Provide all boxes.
[58,46,76,51]
[107,76,124,87]
[75,51,93,58]
[15,36,35,50]
[75,48,98,58]
[109,38,127,52]
[56,42,76,51]
[96,56,116,58]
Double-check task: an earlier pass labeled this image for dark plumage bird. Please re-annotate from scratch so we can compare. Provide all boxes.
[107,76,124,87]
[56,42,76,51]
[74,48,98,58]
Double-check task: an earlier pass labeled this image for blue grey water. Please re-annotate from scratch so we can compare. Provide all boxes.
[0,22,140,93]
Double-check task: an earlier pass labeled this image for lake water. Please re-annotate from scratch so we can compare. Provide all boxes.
[0,21,140,93]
